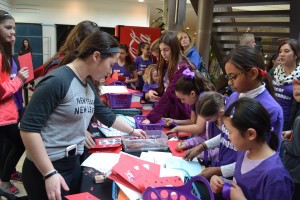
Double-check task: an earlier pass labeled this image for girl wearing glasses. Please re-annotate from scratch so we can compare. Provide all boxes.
[184,46,283,180]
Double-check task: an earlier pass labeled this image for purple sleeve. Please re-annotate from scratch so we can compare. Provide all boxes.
[146,66,186,123]
[183,136,206,149]
[142,83,151,93]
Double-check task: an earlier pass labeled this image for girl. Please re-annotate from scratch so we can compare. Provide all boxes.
[176,91,226,167]
[20,30,146,200]
[142,31,193,124]
[134,42,152,90]
[42,20,99,76]
[273,39,300,130]
[18,38,32,56]
[210,98,293,200]
[0,10,29,195]
[164,69,215,134]
[112,44,137,89]
[142,64,159,101]
[184,46,283,180]
[177,30,202,70]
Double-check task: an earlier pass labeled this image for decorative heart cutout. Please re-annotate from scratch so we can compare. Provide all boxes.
[143,164,150,170]
[134,166,140,171]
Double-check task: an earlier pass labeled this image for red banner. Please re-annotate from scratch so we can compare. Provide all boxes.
[115,26,161,60]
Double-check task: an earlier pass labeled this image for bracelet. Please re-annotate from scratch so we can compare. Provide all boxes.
[129,127,134,135]
[43,170,58,180]
[201,143,208,151]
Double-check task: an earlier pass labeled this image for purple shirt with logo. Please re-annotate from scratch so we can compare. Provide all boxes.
[234,151,294,200]
[218,90,283,166]
[134,56,152,88]
[273,80,293,130]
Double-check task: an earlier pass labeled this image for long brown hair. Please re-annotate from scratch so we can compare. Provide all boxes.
[119,44,135,72]
[157,31,182,93]
[0,10,14,73]
[44,20,99,68]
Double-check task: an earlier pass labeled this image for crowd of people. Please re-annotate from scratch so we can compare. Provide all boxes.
[1,9,299,200]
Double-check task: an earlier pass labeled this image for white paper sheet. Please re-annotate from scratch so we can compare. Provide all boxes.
[165,156,202,177]
[100,86,128,94]
[81,153,120,173]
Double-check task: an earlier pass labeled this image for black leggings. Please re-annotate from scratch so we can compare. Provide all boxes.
[22,155,81,200]
[0,124,25,182]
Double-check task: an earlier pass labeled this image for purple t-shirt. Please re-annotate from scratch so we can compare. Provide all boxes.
[234,152,294,200]
[142,83,158,93]
[273,80,293,130]
[112,63,137,89]
[218,90,283,166]
[134,56,152,88]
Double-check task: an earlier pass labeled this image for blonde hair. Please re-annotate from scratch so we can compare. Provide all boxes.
[177,30,194,56]
[143,64,157,84]
[150,39,159,53]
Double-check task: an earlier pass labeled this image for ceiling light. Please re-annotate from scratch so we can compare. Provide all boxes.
[138,0,144,2]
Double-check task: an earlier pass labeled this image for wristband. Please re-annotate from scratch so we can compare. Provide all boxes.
[43,170,58,180]
[201,143,208,150]
[129,128,134,135]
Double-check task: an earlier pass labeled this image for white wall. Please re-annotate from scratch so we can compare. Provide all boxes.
[11,0,150,27]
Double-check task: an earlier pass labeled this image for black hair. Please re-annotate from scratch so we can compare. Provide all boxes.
[224,97,278,151]
[119,44,135,72]
[175,70,215,95]
[278,39,300,63]
[137,42,149,56]
[224,46,275,98]
[0,10,14,73]
[196,91,224,117]
[61,30,119,65]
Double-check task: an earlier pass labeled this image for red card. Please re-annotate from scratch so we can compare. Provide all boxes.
[65,192,100,200]
[18,53,34,84]
[88,145,122,154]
[168,141,186,157]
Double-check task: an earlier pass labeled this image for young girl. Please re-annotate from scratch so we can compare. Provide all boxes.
[164,69,215,134]
[0,10,29,195]
[184,46,283,180]
[142,31,194,124]
[273,39,300,131]
[134,42,152,90]
[20,30,146,199]
[142,64,159,101]
[18,38,32,56]
[177,91,226,166]
[177,30,202,70]
[210,98,294,200]
[112,44,138,89]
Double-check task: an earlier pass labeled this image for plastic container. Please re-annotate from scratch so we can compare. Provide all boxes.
[122,130,168,152]
[111,108,142,116]
[134,115,164,130]
[106,93,132,109]
[142,176,214,200]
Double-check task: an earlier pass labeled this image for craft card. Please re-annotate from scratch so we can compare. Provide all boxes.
[168,141,186,157]
[88,145,122,154]
[65,192,99,200]
[93,137,122,148]
[18,53,34,84]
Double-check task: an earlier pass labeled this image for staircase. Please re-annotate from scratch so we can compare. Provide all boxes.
[190,0,294,72]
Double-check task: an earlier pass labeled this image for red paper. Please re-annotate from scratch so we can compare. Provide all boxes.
[88,145,122,154]
[18,53,34,84]
[118,75,126,82]
[65,192,100,200]
[112,71,118,80]
[168,141,186,157]
[105,77,118,85]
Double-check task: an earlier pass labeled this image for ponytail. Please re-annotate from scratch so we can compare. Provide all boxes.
[268,130,279,151]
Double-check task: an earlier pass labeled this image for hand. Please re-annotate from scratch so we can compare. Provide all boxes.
[282,130,292,140]
[131,129,147,138]
[148,90,160,102]
[165,127,178,135]
[84,131,96,149]
[45,173,69,200]
[210,175,224,193]
[163,118,174,126]
[183,144,204,161]
[293,79,300,102]
[230,182,247,200]
[200,167,222,180]
[176,141,186,151]
[17,67,29,82]
[142,119,151,124]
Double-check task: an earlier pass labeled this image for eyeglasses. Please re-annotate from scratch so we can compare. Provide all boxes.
[225,72,244,81]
